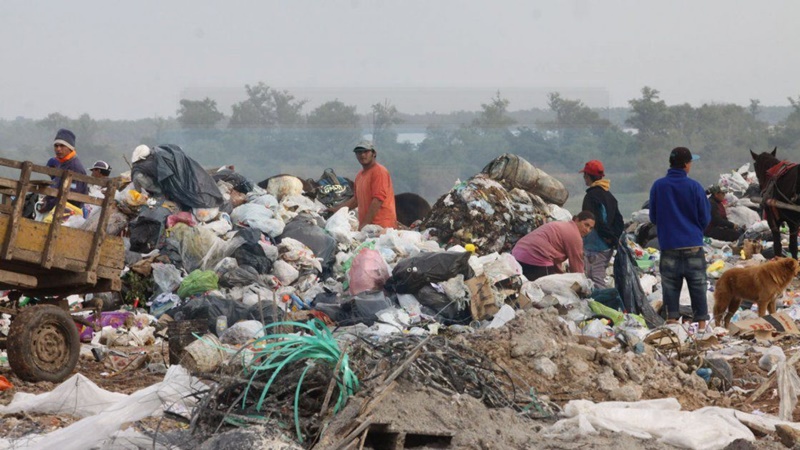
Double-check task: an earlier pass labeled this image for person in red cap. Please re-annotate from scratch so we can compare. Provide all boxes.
[580,160,624,288]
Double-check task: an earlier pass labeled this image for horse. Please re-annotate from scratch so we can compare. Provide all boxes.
[395,193,431,227]
[751,147,800,259]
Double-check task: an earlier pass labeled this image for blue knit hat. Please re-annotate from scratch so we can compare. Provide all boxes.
[54,128,76,151]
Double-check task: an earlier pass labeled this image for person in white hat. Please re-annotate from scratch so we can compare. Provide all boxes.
[90,160,112,178]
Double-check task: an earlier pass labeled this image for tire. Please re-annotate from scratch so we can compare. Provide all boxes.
[7,305,80,382]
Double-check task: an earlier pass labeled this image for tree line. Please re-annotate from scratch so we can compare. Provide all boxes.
[2,83,800,216]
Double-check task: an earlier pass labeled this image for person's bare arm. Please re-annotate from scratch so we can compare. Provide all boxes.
[329,195,358,214]
[359,198,383,230]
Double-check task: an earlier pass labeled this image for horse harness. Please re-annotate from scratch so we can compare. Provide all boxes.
[763,160,800,226]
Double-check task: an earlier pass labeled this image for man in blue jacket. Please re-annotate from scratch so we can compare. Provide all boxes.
[37,129,88,213]
[650,147,711,331]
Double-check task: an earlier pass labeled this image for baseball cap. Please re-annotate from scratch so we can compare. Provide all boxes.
[353,140,375,152]
[579,160,604,177]
[91,160,111,171]
[709,184,726,195]
[669,147,700,168]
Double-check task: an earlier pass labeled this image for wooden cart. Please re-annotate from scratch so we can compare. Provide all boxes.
[0,157,125,381]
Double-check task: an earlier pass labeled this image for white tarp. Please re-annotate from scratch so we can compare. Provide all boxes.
[0,365,200,450]
[545,398,767,450]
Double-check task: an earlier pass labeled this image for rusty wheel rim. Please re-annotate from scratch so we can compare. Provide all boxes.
[30,319,70,371]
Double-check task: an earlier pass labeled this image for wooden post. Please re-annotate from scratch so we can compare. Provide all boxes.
[85,178,116,274]
[1,161,31,260]
[41,171,73,269]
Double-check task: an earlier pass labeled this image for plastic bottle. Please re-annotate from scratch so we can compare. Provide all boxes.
[721,245,732,258]
[216,315,228,335]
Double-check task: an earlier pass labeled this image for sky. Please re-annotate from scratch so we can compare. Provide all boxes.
[1,0,799,120]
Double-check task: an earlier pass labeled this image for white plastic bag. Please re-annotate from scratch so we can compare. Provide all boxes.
[273,260,300,285]
[151,263,183,293]
[231,203,285,237]
[325,207,352,244]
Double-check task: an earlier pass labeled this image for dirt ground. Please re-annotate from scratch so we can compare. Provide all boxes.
[1,307,799,449]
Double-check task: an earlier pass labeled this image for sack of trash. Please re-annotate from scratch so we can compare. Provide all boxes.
[482,153,569,206]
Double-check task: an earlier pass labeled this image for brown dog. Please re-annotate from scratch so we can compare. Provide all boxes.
[713,257,800,328]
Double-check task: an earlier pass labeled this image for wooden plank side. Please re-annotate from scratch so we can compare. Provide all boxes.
[0,215,125,272]
[1,161,32,260]
[31,186,104,207]
[0,269,38,288]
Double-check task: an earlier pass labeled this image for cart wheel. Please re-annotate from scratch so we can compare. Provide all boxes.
[7,305,80,382]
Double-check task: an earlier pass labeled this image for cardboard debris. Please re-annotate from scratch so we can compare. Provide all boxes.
[729,312,800,339]
[467,275,499,321]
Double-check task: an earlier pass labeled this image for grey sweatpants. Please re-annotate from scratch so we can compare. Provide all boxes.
[584,249,614,288]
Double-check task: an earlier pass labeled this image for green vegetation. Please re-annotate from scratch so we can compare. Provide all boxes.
[2,84,800,219]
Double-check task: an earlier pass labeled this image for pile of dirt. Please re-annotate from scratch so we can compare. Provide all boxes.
[467,308,714,411]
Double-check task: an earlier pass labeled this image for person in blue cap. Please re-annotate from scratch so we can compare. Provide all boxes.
[650,146,711,331]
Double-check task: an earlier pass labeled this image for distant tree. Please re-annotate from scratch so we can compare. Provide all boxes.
[748,99,762,118]
[177,98,224,128]
[37,112,71,131]
[307,100,359,128]
[229,83,306,128]
[371,100,403,148]
[471,91,516,129]
[769,95,800,150]
[626,87,670,137]
[538,92,613,153]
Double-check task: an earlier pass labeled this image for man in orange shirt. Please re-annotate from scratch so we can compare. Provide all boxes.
[330,140,396,230]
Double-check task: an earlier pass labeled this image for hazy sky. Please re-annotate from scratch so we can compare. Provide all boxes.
[2,0,798,120]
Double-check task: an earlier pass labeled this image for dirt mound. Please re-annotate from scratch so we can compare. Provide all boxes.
[466,308,713,410]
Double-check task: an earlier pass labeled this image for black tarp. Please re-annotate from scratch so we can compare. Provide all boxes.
[613,238,664,328]
[384,251,474,294]
[278,214,337,270]
[132,144,223,209]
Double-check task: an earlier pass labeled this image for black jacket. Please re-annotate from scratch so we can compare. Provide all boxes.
[706,195,736,231]
[582,184,624,246]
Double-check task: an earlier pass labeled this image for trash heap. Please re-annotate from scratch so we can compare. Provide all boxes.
[5,152,800,449]
[421,153,570,253]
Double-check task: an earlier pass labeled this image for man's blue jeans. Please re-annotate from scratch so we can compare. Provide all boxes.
[659,247,710,322]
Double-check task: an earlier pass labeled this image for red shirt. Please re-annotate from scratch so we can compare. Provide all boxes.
[354,162,396,228]
[511,220,585,273]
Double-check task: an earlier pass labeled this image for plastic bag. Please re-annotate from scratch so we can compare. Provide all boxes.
[348,248,391,295]
[777,351,800,421]
[198,234,246,272]
[614,238,664,328]
[273,260,300,285]
[151,263,183,293]
[193,207,219,223]
[177,270,219,299]
[279,214,337,269]
[416,285,471,325]
[171,224,221,273]
[231,203,285,237]
[385,251,474,295]
[278,237,322,273]
[325,207,353,245]
[219,265,260,288]
[220,320,265,345]
[481,252,523,284]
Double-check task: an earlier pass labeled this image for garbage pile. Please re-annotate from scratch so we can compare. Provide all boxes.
[5,151,800,449]
[421,154,570,253]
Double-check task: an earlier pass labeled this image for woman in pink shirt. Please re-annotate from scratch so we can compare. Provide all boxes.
[512,211,596,281]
